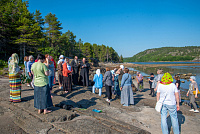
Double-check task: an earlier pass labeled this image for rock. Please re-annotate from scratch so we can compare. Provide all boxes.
[187,73,193,76]
[181,81,185,83]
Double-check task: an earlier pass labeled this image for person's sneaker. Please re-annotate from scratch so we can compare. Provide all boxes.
[106,99,110,103]
[194,110,199,113]
[189,109,194,112]
[123,104,129,106]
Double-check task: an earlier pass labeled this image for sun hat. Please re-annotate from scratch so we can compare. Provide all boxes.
[120,65,124,70]
[190,76,196,81]
[160,72,173,85]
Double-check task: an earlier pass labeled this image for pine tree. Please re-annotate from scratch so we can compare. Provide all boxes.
[44,13,62,48]
[119,55,123,63]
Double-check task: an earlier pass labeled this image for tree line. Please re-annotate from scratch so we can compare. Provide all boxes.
[124,46,200,62]
[0,0,121,63]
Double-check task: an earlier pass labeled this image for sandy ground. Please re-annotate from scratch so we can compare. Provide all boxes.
[0,72,200,134]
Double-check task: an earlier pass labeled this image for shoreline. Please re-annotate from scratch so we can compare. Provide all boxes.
[0,63,200,133]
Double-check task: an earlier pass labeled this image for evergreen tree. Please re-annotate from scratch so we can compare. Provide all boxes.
[44,13,62,48]
[119,55,123,62]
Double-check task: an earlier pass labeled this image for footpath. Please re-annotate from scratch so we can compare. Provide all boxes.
[0,77,200,134]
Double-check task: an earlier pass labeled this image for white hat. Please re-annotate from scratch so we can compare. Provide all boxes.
[120,65,124,70]
[59,55,64,59]
[190,76,196,81]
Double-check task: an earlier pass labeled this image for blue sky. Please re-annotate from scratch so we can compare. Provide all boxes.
[27,0,200,57]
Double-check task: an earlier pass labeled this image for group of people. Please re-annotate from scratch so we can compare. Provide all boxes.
[92,65,134,106]
[57,56,91,93]
[8,53,199,134]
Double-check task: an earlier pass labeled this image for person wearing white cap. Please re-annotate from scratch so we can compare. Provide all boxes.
[187,76,199,113]
[116,65,125,89]
[57,55,64,64]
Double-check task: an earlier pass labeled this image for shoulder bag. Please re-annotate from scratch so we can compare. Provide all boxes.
[155,90,168,113]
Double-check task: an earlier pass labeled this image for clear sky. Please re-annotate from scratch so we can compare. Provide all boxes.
[27,0,200,57]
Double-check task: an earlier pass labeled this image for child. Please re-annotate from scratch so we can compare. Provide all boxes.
[175,75,181,102]
[136,72,143,92]
[93,69,103,96]
[148,73,155,97]
[187,76,199,113]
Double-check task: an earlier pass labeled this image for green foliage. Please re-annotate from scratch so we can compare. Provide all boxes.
[119,55,123,63]
[20,74,32,84]
[124,46,200,62]
[0,0,120,63]
[0,60,7,66]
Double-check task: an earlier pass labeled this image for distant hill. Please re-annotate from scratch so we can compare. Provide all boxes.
[124,46,200,62]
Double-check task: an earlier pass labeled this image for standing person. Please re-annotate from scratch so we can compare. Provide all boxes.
[148,73,155,97]
[175,75,181,102]
[57,58,64,89]
[71,56,80,85]
[44,54,55,93]
[136,72,143,92]
[116,65,125,89]
[157,72,180,134]
[153,69,164,92]
[103,68,113,102]
[187,76,199,113]
[24,56,30,87]
[9,53,23,102]
[50,56,56,69]
[27,55,35,88]
[120,68,134,106]
[63,58,72,93]
[57,55,64,65]
[113,69,121,98]
[50,56,56,85]
[31,54,53,114]
[79,58,90,87]
[92,69,103,96]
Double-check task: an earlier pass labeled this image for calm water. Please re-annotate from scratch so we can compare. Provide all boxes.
[130,61,200,64]
[129,63,200,91]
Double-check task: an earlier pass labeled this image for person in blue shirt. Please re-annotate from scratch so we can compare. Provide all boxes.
[27,55,35,88]
[120,68,134,106]
[92,69,103,96]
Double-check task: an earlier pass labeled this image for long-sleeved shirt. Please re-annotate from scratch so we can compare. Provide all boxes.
[93,74,103,88]
[27,61,34,73]
[103,71,113,86]
[121,73,132,87]
[63,62,72,77]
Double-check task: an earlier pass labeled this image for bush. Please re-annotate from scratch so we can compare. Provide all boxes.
[0,60,7,66]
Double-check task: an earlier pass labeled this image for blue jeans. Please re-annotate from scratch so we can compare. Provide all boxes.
[92,85,102,96]
[161,104,179,134]
[48,76,54,91]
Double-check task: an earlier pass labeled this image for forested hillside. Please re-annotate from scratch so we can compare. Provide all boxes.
[124,46,200,62]
[0,0,120,62]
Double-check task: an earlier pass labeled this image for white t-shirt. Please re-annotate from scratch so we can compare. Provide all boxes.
[157,83,178,105]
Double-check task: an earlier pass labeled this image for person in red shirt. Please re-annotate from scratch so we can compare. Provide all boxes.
[62,58,72,93]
